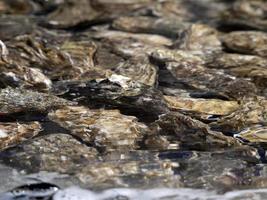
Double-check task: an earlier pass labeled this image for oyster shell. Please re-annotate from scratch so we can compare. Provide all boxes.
[76,158,181,188]
[207,53,267,91]
[94,30,172,47]
[112,16,190,38]
[5,36,97,81]
[0,122,41,151]
[0,133,98,173]
[164,96,239,116]
[234,125,267,144]
[0,87,72,114]
[154,112,240,150]
[54,74,169,116]
[221,0,267,31]
[222,31,267,57]
[115,55,157,86]
[151,49,258,100]
[48,106,149,151]
[173,24,222,53]
[43,0,99,28]
[212,97,267,133]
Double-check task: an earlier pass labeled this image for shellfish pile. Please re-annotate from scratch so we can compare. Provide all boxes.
[1,0,267,198]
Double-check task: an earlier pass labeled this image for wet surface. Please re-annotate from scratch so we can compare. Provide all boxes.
[1,0,267,199]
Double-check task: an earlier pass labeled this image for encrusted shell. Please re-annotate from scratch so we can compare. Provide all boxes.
[0,122,41,150]
[164,96,239,115]
[48,106,149,151]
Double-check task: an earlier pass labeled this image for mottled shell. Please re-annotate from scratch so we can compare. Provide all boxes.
[0,87,73,114]
[235,125,267,143]
[48,106,149,151]
[223,31,267,57]
[164,96,239,115]
[0,122,41,151]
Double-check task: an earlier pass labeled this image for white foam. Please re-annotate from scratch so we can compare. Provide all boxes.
[53,187,267,200]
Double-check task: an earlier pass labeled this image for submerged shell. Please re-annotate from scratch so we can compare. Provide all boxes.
[76,158,181,188]
[0,87,73,114]
[0,133,98,173]
[0,122,41,151]
[164,96,239,116]
[48,106,149,151]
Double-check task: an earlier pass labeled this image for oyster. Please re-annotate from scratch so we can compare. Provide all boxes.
[112,16,190,38]
[115,55,157,86]
[207,53,267,91]
[5,36,97,81]
[48,106,149,151]
[94,30,172,47]
[222,31,267,57]
[0,122,41,151]
[43,0,99,28]
[0,64,52,91]
[212,97,267,133]
[234,125,267,144]
[54,74,169,116]
[0,87,72,114]
[151,49,258,100]
[0,133,98,173]
[76,158,181,188]
[154,112,240,150]
[164,96,239,116]
[221,0,267,31]
[173,24,222,53]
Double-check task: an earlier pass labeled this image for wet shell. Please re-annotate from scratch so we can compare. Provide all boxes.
[212,97,267,133]
[48,106,149,151]
[154,112,240,150]
[0,122,41,151]
[0,133,98,173]
[151,49,258,100]
[115,55,157,86]
[0,87,73,114]
[76,159,181,188]
[173,24,222,53]
[112,16,190,38]
[54,74,169,116]
[164,96,239,116]
[234,125,267,143]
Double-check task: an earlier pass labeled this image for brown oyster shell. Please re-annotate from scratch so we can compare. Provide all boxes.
[222,31,267,57]
[235,125,267,144]
[48,106,149,151]
[0,122,41,150]
[0,133,98,173]
[0,87,73,114]
[164,96,239,116]
[212,97,267,133]
[112,16,190,38]
[151,49,258,100]
[173,24,222,53]
[154,112,240,150]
